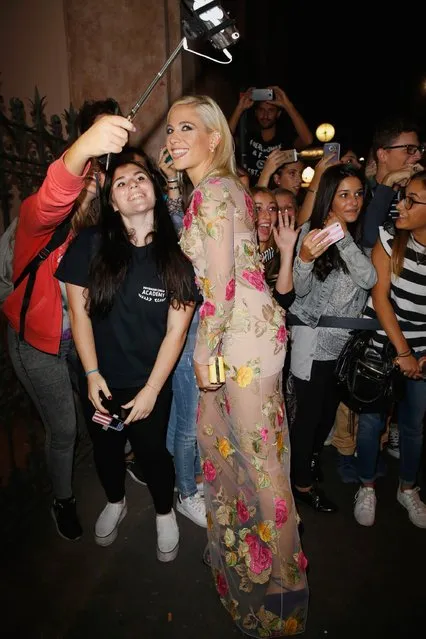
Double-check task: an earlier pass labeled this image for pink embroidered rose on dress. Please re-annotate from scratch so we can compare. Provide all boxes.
[225,278,235,301]
[192,190,203,209]
[199,301,216,319]
[245,533,273,575]
[236,499,250,524]
[260,427,269,442]
[216,572,229,597]
[274,497,289,529]
[244,192,255,220]
[297,551,308,571]
[242,269,265,292]
[276,325,287,344]
[182,210,193,230]
[203,459,217,482]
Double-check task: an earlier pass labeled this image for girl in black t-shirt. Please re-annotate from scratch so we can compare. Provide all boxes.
[56,153,196,561]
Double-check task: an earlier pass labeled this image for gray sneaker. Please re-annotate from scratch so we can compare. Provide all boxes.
[397,487,426,528]
[354,487,376,526]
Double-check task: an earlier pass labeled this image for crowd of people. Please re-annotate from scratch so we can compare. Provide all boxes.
[1,86,425,637]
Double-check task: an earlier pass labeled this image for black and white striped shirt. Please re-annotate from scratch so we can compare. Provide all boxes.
[364,227,426,353]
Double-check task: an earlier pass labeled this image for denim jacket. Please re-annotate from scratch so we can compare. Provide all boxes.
[289,223,377,380]
[290,223,377,328]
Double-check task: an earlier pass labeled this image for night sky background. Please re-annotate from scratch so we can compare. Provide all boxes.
[190,0,426,158]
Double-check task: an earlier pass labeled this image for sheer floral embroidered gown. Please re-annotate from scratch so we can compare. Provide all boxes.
[180,176,309,637]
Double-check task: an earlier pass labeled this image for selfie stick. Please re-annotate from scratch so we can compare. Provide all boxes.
[104,1,239,169]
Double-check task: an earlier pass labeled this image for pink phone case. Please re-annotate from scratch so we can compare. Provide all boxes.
[313,222,345,245]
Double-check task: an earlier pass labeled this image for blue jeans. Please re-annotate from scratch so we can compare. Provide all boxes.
[357,371,426,485]
[167,349,201,498]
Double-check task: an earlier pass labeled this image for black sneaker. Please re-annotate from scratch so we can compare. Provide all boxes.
[126,459,147,486]
[51,496,82,541]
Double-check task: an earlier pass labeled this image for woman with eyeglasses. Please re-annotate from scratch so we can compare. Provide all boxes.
[355,170,426,528]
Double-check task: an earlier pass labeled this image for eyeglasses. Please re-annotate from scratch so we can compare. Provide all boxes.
[383,144,425,156]
[403,195,426,210]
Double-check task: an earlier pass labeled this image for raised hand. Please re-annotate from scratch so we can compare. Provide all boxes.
[299,227,334,263]
[158,146,177,181]
[79,115,136,158]
[267,86,292,110]
[273,210,301,254]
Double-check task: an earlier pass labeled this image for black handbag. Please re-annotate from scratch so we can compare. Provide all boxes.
[335,330,404,414]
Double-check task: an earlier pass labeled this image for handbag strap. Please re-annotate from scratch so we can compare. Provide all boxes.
[14,215,72,341]
[287,314,426,332]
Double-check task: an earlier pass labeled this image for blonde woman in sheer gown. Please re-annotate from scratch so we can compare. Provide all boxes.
[166,95,308,637]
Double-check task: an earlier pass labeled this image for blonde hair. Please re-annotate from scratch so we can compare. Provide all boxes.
[168,95,237,179]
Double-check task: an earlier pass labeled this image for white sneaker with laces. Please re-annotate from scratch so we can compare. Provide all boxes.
[95,498,127,546]
[156,509,179,562]
[387,426,400,459]
[176,492,207,528]
[397,486,426,528]
[354,487,376,526]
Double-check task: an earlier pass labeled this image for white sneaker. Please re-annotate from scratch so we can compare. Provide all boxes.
[397,486,426,528]
[176,492,207,528]
[354,487,376,526]
[156,509,179,562]
[95,499,127,546]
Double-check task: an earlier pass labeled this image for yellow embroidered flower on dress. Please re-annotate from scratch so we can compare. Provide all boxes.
[276,431,284,455]
[284,617,299,634]
[257,521,274,543]
[217,436,234,459]
[235,366,254,388]
[207,510,214,531]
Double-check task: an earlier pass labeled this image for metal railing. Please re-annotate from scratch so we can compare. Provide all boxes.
[0,86,78,230]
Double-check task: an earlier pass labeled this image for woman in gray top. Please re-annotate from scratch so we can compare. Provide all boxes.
[288,164,377,512]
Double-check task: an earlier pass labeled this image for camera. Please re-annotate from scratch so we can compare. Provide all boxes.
[251,88,274,102]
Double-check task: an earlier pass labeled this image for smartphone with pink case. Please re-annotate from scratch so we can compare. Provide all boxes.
[314,222,345,246]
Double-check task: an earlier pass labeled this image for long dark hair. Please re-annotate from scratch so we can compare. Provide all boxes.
[310,164,365,281]
[87,153,194,317]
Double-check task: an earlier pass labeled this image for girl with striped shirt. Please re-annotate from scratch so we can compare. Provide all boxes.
[355,170,426,528]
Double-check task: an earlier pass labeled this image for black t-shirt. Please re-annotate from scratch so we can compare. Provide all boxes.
[56,227,196,389]
[241,119,296,184]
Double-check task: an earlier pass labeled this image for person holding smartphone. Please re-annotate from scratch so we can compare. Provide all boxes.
[288,164,377,512]
[55,152,197,558]
[355,170,426,528]
[228,85,313,185]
